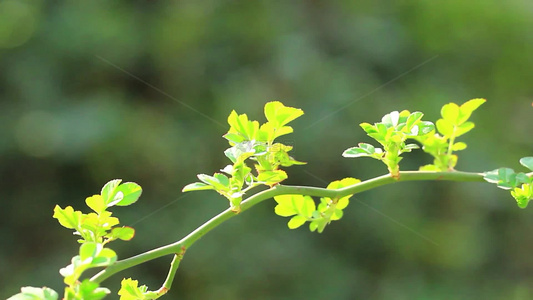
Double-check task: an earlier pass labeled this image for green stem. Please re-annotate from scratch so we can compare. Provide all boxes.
[446,128,457,170]
[90,170,484,284]
[155,247,186,297]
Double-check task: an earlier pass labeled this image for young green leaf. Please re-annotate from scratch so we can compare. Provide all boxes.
[101,179,122,206]
[454,121,475,137]
[441,103,460,124]
[110,226,135,241]
[53,205,82,230]
[342,143,383,158]
[112,182,142,207]
[74,280,110,300]
[436,119,453,136]
[520,157,533,172]
[457,98,486,124]
[288,215,307,229]
[182,182,215,192]
[274,195,315,218]
[197,173,230,191]
[7,287,59,300]
[118,278,158,300]
[264,101,304,128]
[257,170,288,185]
[511,184,532,208]
[86,195,106,214]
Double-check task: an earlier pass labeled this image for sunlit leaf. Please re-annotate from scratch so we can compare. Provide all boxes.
[77,279,110,300]
[85,195,106,214]
[257,170,287,185]
[182,182,215,192]
[457,98,486,124]
[520,157,533,172]
[436,119,453,136]
[454,121,475,137]
[441,102,460,124]
[452,142,467,151]
[118,278,153,300]
[288,215,307,229]
[101,179,122,206]
[110,226,135,241]
[7,287,59,300]
[264,101,304,128]
[381,111,400,127]
[112,182,142,207]
[53,205,82,230]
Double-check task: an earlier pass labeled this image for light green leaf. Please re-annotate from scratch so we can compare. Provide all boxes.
[112,182,142,207]
[457,98,486,124]
[288,215,307,229]
[91,247,117,267]
[436,119,453,136]
[77,279,110,300]
[110,226,135,241]
[336,197,350,210]
[381,111,400,127]
[118,278,153,300]
[516,173,532,185]
[520,157,533,172]
[223,132,246,145]
[404,143,420,151]
[197,173,229,191]
[101,179,122,206]
[300,196,316,218]
[452,142,467,151]
[454,121,475,137]
[342,145,376,158]
[182,182,215,192]
[53,205,82,230]
[511,184,532,209]
[7,287,59,300]
[359,122,377,134]
[257,170,288,185]
[331,209,344,220]
[441,103,460,124]
[405,112,423,131]
[264,101,304,128]
[85,195,106,214]
[419,164,441,171]
[79,242,102,262]
[418,121,435,135]
[274,194,301,216]
[309,219,328,233]
[326,177,361,190]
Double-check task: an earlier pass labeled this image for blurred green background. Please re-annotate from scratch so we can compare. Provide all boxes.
[1,1,532,299]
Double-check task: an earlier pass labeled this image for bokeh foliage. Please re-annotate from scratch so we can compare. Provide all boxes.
[1,1,532,299]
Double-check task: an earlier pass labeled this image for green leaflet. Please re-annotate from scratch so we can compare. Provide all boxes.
[8,287,59,300]
[118,278,159,300]
[274,178,360,233]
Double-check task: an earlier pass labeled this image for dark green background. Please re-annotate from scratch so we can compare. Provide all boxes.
[1,1,532,299]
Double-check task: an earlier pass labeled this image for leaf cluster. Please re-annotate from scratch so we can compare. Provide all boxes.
[183,101,305,211]
[8,180,151,300]
[343,110,434,178]
[274,178,360,233]
[415,98,485,171]
[343,99,486,177]
[118,278,159,300]
[484,157,533,208]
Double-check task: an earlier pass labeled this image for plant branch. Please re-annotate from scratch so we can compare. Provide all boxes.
[91,170,485,284]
